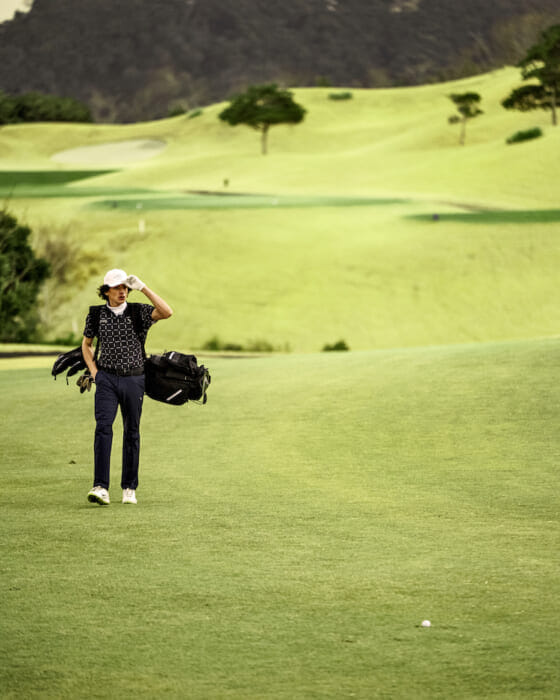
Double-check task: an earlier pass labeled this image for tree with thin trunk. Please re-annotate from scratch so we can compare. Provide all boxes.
[502,24,560,126]
[219,84,306,155]
[448,92,483,145]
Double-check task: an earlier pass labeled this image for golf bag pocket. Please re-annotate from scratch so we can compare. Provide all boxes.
[144,352,211,405]
[52,346,87,383]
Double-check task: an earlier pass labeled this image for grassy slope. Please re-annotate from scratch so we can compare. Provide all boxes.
[2,68,557,205]
[1,338,558,698]
[1,67,559,351]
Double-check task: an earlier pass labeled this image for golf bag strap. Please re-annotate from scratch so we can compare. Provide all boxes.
[129,303,147,361]
[89,305,102,363]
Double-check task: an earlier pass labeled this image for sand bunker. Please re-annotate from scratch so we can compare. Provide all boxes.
[51,139,166,165]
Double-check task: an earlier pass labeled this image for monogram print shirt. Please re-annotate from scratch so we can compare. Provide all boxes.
[83,303,155,372]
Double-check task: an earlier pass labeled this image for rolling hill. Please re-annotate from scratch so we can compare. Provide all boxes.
[1,68,559,352]
[1,65,559,699]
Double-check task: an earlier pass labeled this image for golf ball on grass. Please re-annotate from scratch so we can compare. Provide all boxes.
[421,620,431,628]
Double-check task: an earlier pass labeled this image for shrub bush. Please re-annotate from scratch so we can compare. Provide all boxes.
[0,90,92,124]
[201,336,286,353]
[506,127,543,144]
[322,340,350,351]
[167,104,186,117]
[328,92,353,101]
[52,331,83,347]
[0,209,50,342]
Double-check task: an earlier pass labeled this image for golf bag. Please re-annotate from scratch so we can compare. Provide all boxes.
[144,351,211,406]
[51,346,87,383]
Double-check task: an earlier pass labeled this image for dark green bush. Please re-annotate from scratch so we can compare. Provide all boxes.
[167,104,186,117]
[506,127,543,144]
[52,331,83,346]
[201,335,222,351]
[246,339,275,353]
[222,342,244,352]
[0,209,50,342]
[201,336,285,353]
[322,340,350,351]
[328,92,353,101]
[0,90,92,124]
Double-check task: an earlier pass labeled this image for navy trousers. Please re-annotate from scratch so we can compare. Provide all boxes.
[93,370,145,490]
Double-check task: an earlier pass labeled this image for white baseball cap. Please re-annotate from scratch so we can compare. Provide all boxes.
[103,269,128,287]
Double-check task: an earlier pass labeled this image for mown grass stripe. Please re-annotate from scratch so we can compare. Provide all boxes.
[409,210,560,224]
[0,170,117,185]
[89,194,409,210]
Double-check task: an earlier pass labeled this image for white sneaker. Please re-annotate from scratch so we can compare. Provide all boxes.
[87,486,110,505]
[122,488,137,505]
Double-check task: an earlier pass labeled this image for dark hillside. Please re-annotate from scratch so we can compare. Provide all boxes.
[1,0,559,122]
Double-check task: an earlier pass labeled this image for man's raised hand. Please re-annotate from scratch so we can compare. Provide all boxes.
[126,275,145,291]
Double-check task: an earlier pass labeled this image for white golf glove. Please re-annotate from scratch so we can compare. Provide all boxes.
[126,275,145,291]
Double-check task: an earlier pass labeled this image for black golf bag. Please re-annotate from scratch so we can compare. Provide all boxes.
[144,351,211,405]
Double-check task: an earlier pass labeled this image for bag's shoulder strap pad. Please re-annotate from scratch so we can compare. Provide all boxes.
[127,303,147,358]
[87,305,104,362]
[88,305,103,338]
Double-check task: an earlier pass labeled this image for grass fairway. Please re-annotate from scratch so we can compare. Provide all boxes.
[1,67,559,698]
[1,338,559,698]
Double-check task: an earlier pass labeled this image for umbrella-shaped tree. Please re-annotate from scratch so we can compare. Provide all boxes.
[219,84,306,155]
[448,92,483,145]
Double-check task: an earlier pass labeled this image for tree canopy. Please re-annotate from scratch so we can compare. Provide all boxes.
[219,84,306,154]
[502,24,560,125]
[0,91,92,125]
[0,209,50,342]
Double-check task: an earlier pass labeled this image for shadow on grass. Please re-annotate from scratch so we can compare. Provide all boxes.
[409,210,560,224]
[89,194,410,211]
[0,169,152,199]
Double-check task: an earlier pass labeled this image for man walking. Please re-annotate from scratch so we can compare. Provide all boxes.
[82,269,173,505]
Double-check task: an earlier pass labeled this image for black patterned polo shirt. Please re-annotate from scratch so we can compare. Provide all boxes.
[83,303,155,372]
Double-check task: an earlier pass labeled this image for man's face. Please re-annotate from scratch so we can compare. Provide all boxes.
[106,284,129,307]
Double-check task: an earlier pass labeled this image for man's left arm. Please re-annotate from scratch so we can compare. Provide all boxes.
[127,275,173,321]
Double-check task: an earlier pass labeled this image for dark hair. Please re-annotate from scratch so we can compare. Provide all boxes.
[98,283,131,300]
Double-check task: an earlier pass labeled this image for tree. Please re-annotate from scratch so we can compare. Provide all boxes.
[0,92,17,124]
[0,91,92,125]
[448,92,483,145]
[0,209,50,342]
[219,84,306,154]
[502,24,560,126]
